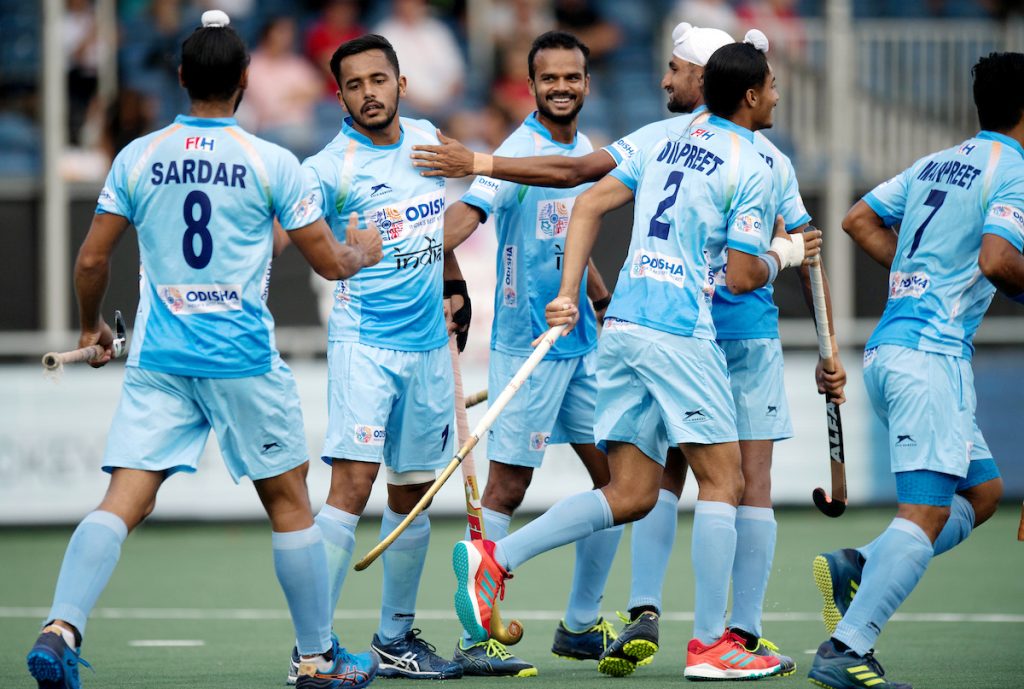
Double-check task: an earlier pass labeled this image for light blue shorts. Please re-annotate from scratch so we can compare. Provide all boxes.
[321,341,453,473]
[486,349,597,468]
[594,320,737,463]
[864,344,989,479]
[103,362,307,483]
[718,338,793,441]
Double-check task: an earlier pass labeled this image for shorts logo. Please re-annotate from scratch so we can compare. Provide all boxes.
[630,249,685,288]
[684,409,708,423]
[502,245,517,307]
[766,405,778,418]
[895,434,917,448]
[184,136,215,152]
[261,441,281,454]
[372,207,405,240]
[888,271,930,299]
[529,432,550,451]
[537,199,574,239]
[159,284,242,315]
[354,425,386,445]
[735,214,763,236]
[989,204,1024,232]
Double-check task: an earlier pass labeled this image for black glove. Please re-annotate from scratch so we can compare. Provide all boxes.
[444,279,472,352]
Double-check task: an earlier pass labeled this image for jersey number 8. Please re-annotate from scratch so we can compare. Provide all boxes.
[183,190,214,269]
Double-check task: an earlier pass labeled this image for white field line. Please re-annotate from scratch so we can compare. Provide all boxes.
[2,607,1022,624]
[128,640,205,647]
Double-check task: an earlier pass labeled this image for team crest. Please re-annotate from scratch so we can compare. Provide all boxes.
[373,207,404,240]
[536,199,573,239]
[161,286,185,313]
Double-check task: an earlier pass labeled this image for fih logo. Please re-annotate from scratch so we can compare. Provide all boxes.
[184,136,215,152]
[529,432,550,451]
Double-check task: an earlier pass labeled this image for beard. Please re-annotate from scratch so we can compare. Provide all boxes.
[346,87,400,131]
[536,94,584,125]
[666,90,698,114]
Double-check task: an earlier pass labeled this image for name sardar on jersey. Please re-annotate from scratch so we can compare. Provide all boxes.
[150,159,247,188]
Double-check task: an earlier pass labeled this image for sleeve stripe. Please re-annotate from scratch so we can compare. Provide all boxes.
[225,128,273,208]
[126,124,182,202]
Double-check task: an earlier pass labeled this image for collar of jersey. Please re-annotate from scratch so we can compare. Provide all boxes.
[707,115,755,143]
[693,104,709,116]
[977,130,1024,158]
[524,112,577,150]
[174,115,238,128]
[342,116,404,149]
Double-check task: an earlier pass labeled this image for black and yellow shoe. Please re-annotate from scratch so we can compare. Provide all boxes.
[452,638,537,677]
[813,549,865,635]
[551,617,617,661]
[808,639,911,689]
[597,611,659,677]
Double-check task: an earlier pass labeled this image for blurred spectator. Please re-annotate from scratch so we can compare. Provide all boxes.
[305,0,365,97]
[553,0,621,62]
[64,0,100,145]
[489,0,554,61]
[674,0,740,35]
[373,0,466,123]
[736,0,806,54]
[490,43,535,124]
[102,89,157,160]
[237,16,322,158]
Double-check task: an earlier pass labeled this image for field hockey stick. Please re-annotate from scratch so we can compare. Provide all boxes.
[808,259,847,517]
[448,337,524,645]
[354,324,566,571]
[42,310,128,371]
[465,389,488,408]
[1017,503,1023,541]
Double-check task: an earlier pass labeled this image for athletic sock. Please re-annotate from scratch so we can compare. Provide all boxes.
[272,526,332,655]
[564,524,624,631]
[728,506,777,638]
[691,500,738,645]
[494,490,613,572]
[627,489,678,612]
[461,507,513,645]
[834,518,933,655]
[932,495,975,556]
[315,505,359,613]
[47,510,128,637]
[378,507,430,644]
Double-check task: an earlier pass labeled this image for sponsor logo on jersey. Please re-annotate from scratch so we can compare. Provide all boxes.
[370,182,392,198]
[354,425,386,445]
[863,346,878,367]
[502,245,517,307]
[97,186,115,206]
[537,198,574,239]
[735,213,764,236]
[159,284,242,315]
[474,177,501,195]
[334,279,351,306]
[394,236,443,270]
[184,136,215,152]
[895,433,917,448]
[366,190,445,242]
[888,271,930,299]
[612,137,637,160]
[989,204,1024,232]
[372,206,405,240]
[630,249,685,288]
[529,432,551,451]
[602,317,636,332]
[291,191,321,226]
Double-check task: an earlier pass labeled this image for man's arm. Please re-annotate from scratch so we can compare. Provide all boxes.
[75,212,131,365]
[979,233,1024,300]
[411,131,616,187]
[843,200,898,269]
[726,222,822,294]
[289,213,382,280]
[444,201,486,252]
[585,258,612,323]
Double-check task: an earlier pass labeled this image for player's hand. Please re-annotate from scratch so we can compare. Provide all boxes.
[801,227,823,264]
[411,130,475,178]
[816,353,847,405]
[79,320,114,368]
[534,295,579,345]
[444,280,472,352]
[345,211,383,268]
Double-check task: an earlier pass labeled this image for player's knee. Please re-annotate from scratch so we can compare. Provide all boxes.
[963,477,1003,526]
[604,485,659,523]
[482,481,528,514]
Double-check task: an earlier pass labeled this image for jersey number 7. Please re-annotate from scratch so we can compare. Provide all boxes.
[906,189,947,259]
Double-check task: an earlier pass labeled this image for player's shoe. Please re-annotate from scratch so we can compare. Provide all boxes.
[370,629,463,679]
[807,639,911,689]
[597,611,659,677]
[551,617,617,661]
[728,628,796,677]
[813,548,865,635]
[288,633,341,685]
[26,625,91,689]
[452,638,537,677]
[294,638,378,689]
[683,630,781,681]
[452,539,509,643]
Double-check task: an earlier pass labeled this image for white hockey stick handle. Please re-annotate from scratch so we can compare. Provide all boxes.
[41,345,106,371]
[809,260,834,369]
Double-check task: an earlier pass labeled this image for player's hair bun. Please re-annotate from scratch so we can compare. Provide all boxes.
[744,29,769,54]
[672,22,693,46]
[201,10,231,28]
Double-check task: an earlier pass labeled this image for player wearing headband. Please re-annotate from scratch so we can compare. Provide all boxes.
[24,11,382,689]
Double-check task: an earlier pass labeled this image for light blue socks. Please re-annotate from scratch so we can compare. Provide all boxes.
[564,524,624,630]
[834,518,933,655]
[315,504,359,612]
[728,506,777,638]
[627,489,678,611]
[495,490,613,572]
[47,510,128,637]
[272,526,333,655]
[691,500,737,645]
[932,495,975,556]
[378,507,430,643]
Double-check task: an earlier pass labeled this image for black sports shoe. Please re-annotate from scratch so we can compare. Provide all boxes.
[551,617,617,661]
[808,639,911,689]
[371,629,462,679]
[597,611,659,677]
[452,638,537,677]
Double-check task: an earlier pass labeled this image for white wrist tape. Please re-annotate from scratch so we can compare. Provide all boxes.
[770,232,805,270]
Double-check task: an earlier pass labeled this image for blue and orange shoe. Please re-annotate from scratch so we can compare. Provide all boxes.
[452,540,509,643]
[295,638,378,689]
[729,628,796,677]
[683,630,781,681]
[807,639,911,689]
[26,625,90,689]
[813,549,865,635]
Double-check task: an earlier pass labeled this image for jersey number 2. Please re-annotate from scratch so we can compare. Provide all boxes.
[183,190,213,269]
[648,171,684,240]
[906,189,946,259]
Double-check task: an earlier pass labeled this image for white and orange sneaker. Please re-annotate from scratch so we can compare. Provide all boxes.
[452,540,510,643]
[684,630,782,681]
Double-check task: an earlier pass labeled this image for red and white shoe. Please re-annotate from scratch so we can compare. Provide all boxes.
[452,539,509,643]
[684,630,782,681]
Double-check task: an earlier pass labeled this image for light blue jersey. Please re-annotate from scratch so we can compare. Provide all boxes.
[864,131,1024,359]
[606,114,775,339]
[462,113,597,359]
[603,107,809,341]
[302,117,448,351]
[96,115,323,378]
